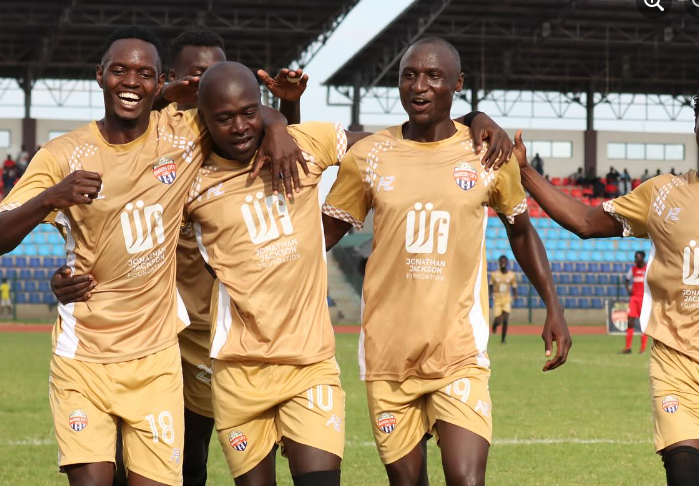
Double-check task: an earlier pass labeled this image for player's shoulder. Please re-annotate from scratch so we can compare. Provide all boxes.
[42,123,95,155]
[346,125,399,159]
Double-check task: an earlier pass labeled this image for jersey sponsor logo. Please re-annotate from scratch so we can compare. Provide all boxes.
[405,203,450,255]
[68,410,88,432]
[170,448,181,464]
[207,183,225,200]
[377,176,395,192]
[665,207,681,222]
[662,395,679,414]
[326,414,342,433]
[453,163,478,191]
[241,192,293,244]
[120,201,166,255]
[152,157,177,184]
[683,240,699,286]
[377,412,397,434]
[475,399,492,417]
[228,431,248,451]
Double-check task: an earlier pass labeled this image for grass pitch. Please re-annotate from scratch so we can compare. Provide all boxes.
[0,330,663,485]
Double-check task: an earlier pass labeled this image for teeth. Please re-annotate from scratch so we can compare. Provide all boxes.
[118,92,140,101]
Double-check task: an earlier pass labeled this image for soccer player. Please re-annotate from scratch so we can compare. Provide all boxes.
[620,250,648,354]
[510,122,699,484]
[321,37,571,485]
[490,255,518,343]
[0,26,298,486]
[0,278,11,317]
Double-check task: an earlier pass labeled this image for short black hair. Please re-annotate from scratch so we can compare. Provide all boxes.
[101,26,163,70]
[635,251,646,259]
[498,255,508,261]
[411,36,461,73]
[169,30,225,65]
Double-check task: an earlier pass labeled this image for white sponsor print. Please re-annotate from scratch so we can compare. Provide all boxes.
[120,200,165,255]
[405,203,450,255]
[241,192,293,244]
[377,176,395,192]
[682,240,699,286]
[326,414,342,433]
[207,183,225,200]
[665,207,681,222]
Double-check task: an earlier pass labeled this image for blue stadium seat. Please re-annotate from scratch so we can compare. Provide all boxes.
[24,281,37,292]
[578,251,592,262]
[598,274,610,284]
[487,261,497,272]
[29,257,41,268]
[560,274,572,284]
[1,256,12,268]
[554,250,566,261]
[51,246,64,257]
[564,297,577,309]
[552,274,561,284]
[24,245,38,256]
[486,228,499,239]
[582,286,592,296]
[12,281,23,292]
[513,262,522,272]
[619,240,632,251]
[48,233,63,245]
[563,262,574,272]
[614,252,627,262]
[606,286,619,297]
[578,298,590,309]
[38,246,51,256]
[28,293,41,304]
[551,262,562,272]
[34,233,47,244]
[15,257,27,268]
[514,298,526,308]
[39,281,51,292]
[594,287,606,297]
[520,274,529,284]
[584,274,596,284]
[42,257,55,268]
[56,258,67,267]
[33,269,47,280]
[15,293,27,304]
[573,274,583,284]
[575,262,586,273]
[589,263,600,273]
[569,286,581,296]
[571,240,584,250]
[566,250,579,261]
[613,263,625,273]
[19,269,32,280]
[556,286,568,296]
[6,269,17,279]
[600,263,612,273]
[42,293,56,304]
[591,298,604,309]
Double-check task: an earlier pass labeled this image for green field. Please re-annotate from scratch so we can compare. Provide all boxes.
[0,331,664,485]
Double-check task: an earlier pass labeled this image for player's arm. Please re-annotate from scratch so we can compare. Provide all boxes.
[454,112,514,171]
[257,68,309,125]
[625,270,633,295]
[0,151,101,255]
[502,212,571,371]
[512,283,518,300]
[50,266,96,304]
[513,130,622,239]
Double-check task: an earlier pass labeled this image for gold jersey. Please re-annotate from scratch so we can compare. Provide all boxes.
[490,270,517,300]
[322,122,527,381]
[0,105,210,363]
[186,122,348,364]
[176,223,215,331]
[603,171,699,362]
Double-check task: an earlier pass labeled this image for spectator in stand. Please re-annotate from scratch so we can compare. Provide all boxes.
[655,169,662,177]
[584,166,597,186]
[16,148,29,174]
[606,166,620,183]
[544,174,550,183]
[531,152,544,175]
[571,167,584,185]
[604,180,619,198]
[3,153,15,172]
[670,167,677,176]
[593,176,606,198]
[620,168,631,194]
[2,166,18,197]
[640,168,651,182]
[0,278,11,318]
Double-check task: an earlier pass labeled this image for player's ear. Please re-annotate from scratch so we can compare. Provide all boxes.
[96,64,104,88]
[168,68,176,83]
[455,72,464,93]
[155,72,166,97]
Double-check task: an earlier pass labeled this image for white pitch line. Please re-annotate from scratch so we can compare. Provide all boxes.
[1,438,54,446]
[345,438,652,448]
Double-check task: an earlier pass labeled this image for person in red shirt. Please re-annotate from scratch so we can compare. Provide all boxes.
[620,251,648,354]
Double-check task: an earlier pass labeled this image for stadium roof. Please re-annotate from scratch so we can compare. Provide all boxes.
[325,0,699,97]
[0,0,359,81]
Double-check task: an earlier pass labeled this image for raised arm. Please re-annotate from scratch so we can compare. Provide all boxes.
[257,68,309,125]
[502,211,570,371]
[513,130,622,239]
[455,112,514,171]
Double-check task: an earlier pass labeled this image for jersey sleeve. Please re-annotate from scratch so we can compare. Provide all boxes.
[626,268,633,281]
[602,178,653,238]
[0,148,64,223]
[488,156,528,224]
[160,104,212,158]
[288,122,348,172]
[510,274,518,288]
[321,150,371,230]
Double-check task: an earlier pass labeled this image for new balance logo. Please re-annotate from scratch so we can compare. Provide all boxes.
[683,240,699,286]
[120,201,165,254]
[405,202,450,255]
[241,192,293,244]
[377,176,395,192]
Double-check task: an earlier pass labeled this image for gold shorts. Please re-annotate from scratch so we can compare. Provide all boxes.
[493,297,512,317]
[649,340,699,452]
[49,344,185,485]
[179,327,213,419]
[212,357,345,478]
[366,365,492,465]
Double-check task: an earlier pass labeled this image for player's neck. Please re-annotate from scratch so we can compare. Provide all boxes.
[402,116,456,143]
[97,114,150,145]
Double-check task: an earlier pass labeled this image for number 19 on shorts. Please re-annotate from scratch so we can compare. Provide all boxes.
[146,411,175,444]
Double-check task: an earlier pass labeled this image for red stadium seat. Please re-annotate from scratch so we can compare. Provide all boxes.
[581,187,593,196]
[551,177,563,186]
[563,178,572,185]
[571,188,583,198]
[529,207,542,218]
[632,179,641,189]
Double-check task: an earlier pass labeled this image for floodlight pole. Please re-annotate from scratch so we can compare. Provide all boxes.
[584,84,597,177]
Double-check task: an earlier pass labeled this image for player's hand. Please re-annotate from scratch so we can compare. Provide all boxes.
[162,76,200,105]
[257,68,308,103]
[50,266,96,305]
[41,170,102,209]
[251,125,309,198]
[541,307,572,371]
[513,129,530,170]
[471,113,514,171]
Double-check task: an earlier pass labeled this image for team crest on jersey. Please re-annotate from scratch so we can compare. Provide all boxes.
[152,157,177,184]
[662,396,679,414]
[377,412,397,434]
[228,431,248,451]
[68,410,88,432]
[453,163,478,191]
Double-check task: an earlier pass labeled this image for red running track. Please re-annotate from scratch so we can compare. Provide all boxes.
[0,324,605,335]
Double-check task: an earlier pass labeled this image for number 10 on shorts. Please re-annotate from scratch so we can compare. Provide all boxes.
[146,411,175,444]
[445,378,471,403]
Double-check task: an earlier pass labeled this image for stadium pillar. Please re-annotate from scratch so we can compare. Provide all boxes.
[20,71,37,153]
[584,85,597,176]
[349,74,363,132]
[471,77,479,111]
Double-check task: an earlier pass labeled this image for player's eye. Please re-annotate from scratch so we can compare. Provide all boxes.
[216,117,230,123]
[245,111,256,118]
